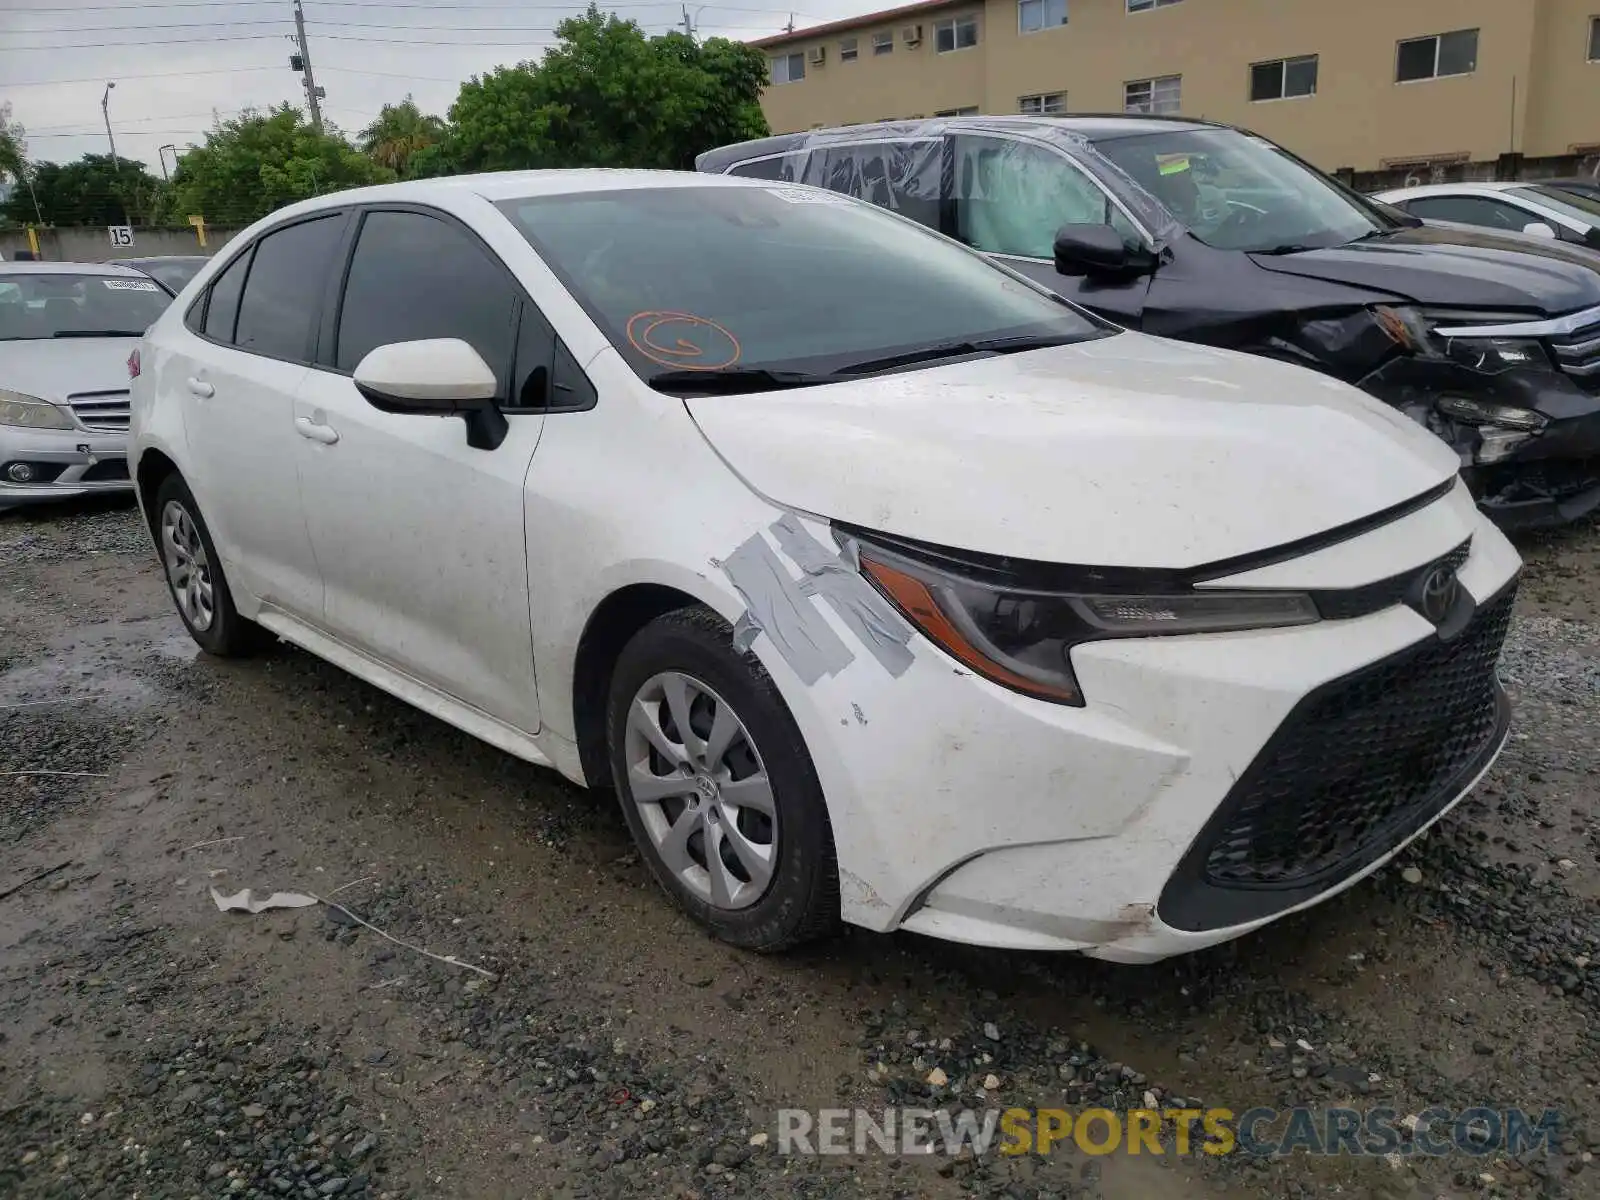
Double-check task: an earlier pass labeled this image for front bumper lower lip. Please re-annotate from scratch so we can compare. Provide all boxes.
[0,425,131,508]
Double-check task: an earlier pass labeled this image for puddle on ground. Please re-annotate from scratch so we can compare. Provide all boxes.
[0,616,194,712]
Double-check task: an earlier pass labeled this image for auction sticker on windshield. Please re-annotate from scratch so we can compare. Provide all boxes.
[765,186,852,205]
[104,279,161,291]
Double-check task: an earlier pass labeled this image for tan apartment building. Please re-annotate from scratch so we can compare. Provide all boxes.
[752,0,1600,179]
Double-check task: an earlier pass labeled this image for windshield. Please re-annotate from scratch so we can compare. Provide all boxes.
[1515,185,1600,226]
[1091,128,1393,252]
[0,273,170,341]
[497,185,1110,387]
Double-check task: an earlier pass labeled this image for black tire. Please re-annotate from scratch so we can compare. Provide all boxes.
[605,605,840,952]
[152,474,272,657]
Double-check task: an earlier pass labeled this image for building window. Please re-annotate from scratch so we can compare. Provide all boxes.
[1126,0,1182,11]
[935,15,979,52]
[770,52,805,84]
[1250,54,1318,101]
[1589,17,1599,61]
[872,30,893,54]
[935,106,981,116]
[1019,0,1067,34]
[840,36,858,61]
[1124,74,1181,114]
[1396,29,1478,82]
[1019,91,1066,114]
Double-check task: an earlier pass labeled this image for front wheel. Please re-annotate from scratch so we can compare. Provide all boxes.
[605,605,839,952]
[153,475,271,657]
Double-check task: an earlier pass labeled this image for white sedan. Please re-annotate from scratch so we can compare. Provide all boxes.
[1,261,170,508]
[130,170,1520,962]
[1374,181,1600,251]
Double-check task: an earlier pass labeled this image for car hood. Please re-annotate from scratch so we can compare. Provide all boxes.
[1250,223,1600,315]
[684,333,1460,569]
[0,336,138,403]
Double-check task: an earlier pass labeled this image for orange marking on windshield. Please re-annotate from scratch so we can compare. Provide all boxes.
[625,311,742,371]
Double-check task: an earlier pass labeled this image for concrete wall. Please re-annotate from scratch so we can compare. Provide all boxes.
[753,0,1600,173]
[0,225,241,263]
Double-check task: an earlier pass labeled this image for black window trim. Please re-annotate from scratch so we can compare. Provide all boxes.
[317,200,597,415]
[185,208,353,365]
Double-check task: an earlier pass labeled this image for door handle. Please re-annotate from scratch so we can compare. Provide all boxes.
[294,415,340,445]
[186,377,214,398]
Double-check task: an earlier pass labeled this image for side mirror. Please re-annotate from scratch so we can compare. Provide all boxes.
[1052,223,1158,279]
[1521,221,1558,239]
[353,337,508,450]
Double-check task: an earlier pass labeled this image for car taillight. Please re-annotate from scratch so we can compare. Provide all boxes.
[127,348,141,379]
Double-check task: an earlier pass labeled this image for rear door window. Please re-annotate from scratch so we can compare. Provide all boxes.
[727,155,800,182]
[951,134,1138,258]
[234,215,345,361]
[333,209,518,396]
[201,248,252,343]
[802,141,941,231]
[1402,194,1537,233]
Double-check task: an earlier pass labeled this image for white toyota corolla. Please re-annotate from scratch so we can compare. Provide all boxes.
[130,171,1521,962]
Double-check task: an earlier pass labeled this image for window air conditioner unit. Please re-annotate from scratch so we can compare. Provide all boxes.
[808,46,826,65]
[901,24,922,45]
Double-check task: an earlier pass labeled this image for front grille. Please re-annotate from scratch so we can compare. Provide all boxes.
[1159,582,1516,932]
[1549,314,1600,382]
[1312,539,1471,621]
[68,390,131,432]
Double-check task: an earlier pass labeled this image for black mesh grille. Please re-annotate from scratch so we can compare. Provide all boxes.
[1202,586,1514,889]
[81,458,129,483]
[1312,540,1471,621]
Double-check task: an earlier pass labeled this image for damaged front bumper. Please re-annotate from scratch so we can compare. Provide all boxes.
[1362,353,1600,532]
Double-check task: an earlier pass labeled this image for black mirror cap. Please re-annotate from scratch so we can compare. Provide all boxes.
[1053,223,1158,279]
[352,382,508,451]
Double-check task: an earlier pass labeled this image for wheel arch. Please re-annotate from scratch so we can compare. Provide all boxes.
[570,582,707,788]
[134,447,180,540]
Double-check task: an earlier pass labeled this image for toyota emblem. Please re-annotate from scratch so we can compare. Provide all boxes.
[1417,564,1460,626]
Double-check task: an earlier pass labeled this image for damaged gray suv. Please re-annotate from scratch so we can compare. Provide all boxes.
[699,115,1600,530]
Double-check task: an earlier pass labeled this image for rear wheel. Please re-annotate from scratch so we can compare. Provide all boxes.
[606,605,839,951]
[154,475,271,657]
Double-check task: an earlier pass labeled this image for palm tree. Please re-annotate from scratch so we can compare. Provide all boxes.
[359,97,446,178]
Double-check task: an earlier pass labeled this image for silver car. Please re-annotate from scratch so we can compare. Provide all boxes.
[0,262,172,509]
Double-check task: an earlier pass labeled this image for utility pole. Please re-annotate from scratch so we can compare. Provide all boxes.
[291,0,325,133]
[101,81,118,172]
[784,13,795,32]
[158,144,177,182]
[681,3,694,38]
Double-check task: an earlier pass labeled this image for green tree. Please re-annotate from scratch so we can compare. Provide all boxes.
[0,103,24,185]
[449,6,769,172]
[359,96,447,178]
[0,153,165,226]
[170,106,392,226]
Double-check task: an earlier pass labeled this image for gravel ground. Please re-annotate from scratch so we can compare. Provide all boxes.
[2,498,1599,1200]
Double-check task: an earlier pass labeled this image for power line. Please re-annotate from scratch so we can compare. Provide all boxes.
[8,0,810,10]
[1,35,282,50]
[5,65,283,88]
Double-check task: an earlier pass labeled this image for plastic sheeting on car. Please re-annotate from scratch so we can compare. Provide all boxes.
[699,118,1185,251]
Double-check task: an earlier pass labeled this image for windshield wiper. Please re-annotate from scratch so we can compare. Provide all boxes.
[1257,243,1320,256]
[50,329,145,338]
[647,367,836,395]
[834,334,1081,377]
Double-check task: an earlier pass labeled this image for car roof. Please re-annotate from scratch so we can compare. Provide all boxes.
[694,114,1228,173]
[0,260,154,277]
[1374,182,1523,199]
[120,255,209,264]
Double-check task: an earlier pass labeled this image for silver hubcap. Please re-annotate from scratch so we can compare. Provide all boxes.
[160,500,215,633]
[624,671,776,911]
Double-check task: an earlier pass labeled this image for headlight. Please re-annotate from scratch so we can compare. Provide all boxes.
[1375,307,1552,374]
[0,389,73,430]
[1436,396,1548,431]
[856,541,1319,706]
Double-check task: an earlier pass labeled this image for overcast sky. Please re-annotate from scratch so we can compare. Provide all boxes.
[3,0,851,173]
